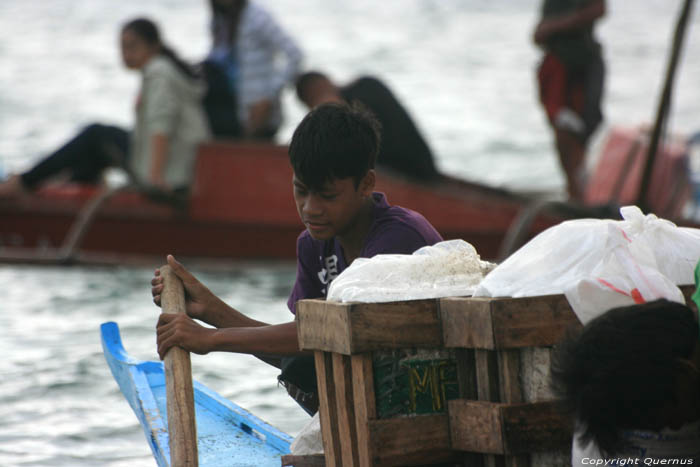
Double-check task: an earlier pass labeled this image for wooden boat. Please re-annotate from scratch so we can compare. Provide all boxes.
[0,126,694,265]
[0,141,567,265]
[100,321,293,467]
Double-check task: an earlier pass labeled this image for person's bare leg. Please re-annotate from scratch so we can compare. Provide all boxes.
[554,128,586,201]
[0,175,26,199]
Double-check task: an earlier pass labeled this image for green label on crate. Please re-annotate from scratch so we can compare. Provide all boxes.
[373,351,459,418]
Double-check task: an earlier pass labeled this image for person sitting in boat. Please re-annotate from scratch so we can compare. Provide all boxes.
[295,71,439,181]
[203,0,303,140]
[151,103,443,415]
[0,18,210,198]
[534,0,606,201]
[551,299,700,463]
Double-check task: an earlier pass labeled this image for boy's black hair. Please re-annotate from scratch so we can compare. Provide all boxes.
[288,102,381,191]
[550,299,698,456]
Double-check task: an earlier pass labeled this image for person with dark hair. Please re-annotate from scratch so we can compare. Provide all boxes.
[203,0,302,140]
[0,17,210,198]
[551,299,700,462]
[151,103,443,414]
[295,71,439,181]
[534,0,606,201]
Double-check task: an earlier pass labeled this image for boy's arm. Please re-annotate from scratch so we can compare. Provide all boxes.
[534,0,606,45]
[156,313,300,359]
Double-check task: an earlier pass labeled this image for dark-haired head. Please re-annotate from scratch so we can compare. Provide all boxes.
[288,102,381,192]
[120,17,198,79]
[295,71,342,109]
[551,299,700,456]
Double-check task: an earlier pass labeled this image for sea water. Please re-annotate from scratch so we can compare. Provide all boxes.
[1,1,699,465]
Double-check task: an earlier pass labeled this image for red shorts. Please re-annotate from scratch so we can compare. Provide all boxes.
[538,53,585,126]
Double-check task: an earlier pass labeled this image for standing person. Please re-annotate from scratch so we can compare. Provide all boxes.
[205,0,303,140]
[295,71,439,181]
[534,0,606,201]
[0,18,210,198]
[151,103,443,414]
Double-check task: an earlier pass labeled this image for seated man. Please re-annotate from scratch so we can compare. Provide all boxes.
[295,71,439,181]
[551,299,700,463]
[152,103,443,414]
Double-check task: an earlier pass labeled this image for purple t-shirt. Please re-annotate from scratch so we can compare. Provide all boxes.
[287,192,443,313]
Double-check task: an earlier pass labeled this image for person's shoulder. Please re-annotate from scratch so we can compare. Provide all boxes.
[366,195,442,254]
[347,76,391,93]
[144,55,173,76]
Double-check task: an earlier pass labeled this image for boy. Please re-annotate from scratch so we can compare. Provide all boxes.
[551,299,700,463]
[152,103,443,413]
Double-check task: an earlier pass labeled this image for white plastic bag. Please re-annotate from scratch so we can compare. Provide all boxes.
[290,413,323,455]
[327,239,494,303]
[474,206,699,323]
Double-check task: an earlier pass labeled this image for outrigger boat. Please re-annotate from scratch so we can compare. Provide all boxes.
[0,141,567,265]
[101,321,293,467]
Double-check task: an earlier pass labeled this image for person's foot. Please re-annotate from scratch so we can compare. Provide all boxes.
[0,174,26,199]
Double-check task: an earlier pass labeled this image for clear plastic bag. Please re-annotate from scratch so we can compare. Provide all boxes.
[327,239,495,303]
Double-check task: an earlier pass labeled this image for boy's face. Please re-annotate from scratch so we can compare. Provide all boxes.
[292,172,374,241]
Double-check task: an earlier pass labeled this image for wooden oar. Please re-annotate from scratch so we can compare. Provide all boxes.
[160,265,199,467]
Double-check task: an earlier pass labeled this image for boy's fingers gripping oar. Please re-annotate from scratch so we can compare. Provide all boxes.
[160,265,199,467]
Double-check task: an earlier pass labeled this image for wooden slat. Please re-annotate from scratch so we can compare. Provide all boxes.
[281,454,326,467]
[497,350,523,404]
[444,285,695,351]
[441,297,495,349]
[368,415,454,466]
[497,349,528,467]
[298,299,443,354]
[475,350,499,402]
[448,400,572,455]
[441,295,581,350]
[351,354,376,467]
[298,301,352,354]
[500,401,573,454]
[314,351,342,467]
[332,353,359,466]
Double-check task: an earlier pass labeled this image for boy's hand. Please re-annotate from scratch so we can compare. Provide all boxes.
[151,255,214,322]
[156,313,215,359]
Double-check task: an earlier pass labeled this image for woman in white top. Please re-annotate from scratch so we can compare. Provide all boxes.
[0,17,210,197]
[205,0,303,140]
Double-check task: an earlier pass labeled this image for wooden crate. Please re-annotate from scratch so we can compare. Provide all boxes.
[292,286,695,467]
[297,299,460,467]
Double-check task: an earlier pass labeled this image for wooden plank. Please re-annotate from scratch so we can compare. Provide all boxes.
[449,399,504,454]
[444,286,695,351]
[475,350,500,402]
[368,415,453,466]
[351,354,376,467]
[298,299,443,354]
[332,353,359,466]
[441,295,581,350]
[281,454,326,467]
[314,351,342,467]
[441,297,495,349]
[491,296,581,349]
[497,350,522,404]
[448,400,572,455]
[500,401,573,454]
[298,301,352,354]
[497,350,528,467]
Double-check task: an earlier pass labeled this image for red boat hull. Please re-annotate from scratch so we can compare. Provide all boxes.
[0,142,577,264]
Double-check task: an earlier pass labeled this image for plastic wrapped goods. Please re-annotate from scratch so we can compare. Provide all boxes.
[327,239,495,303]
[473,206,700,323]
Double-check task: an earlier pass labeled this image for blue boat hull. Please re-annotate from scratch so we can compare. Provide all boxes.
[100,321,292,467]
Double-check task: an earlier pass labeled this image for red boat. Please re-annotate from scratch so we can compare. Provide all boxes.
[0,127,692,265]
